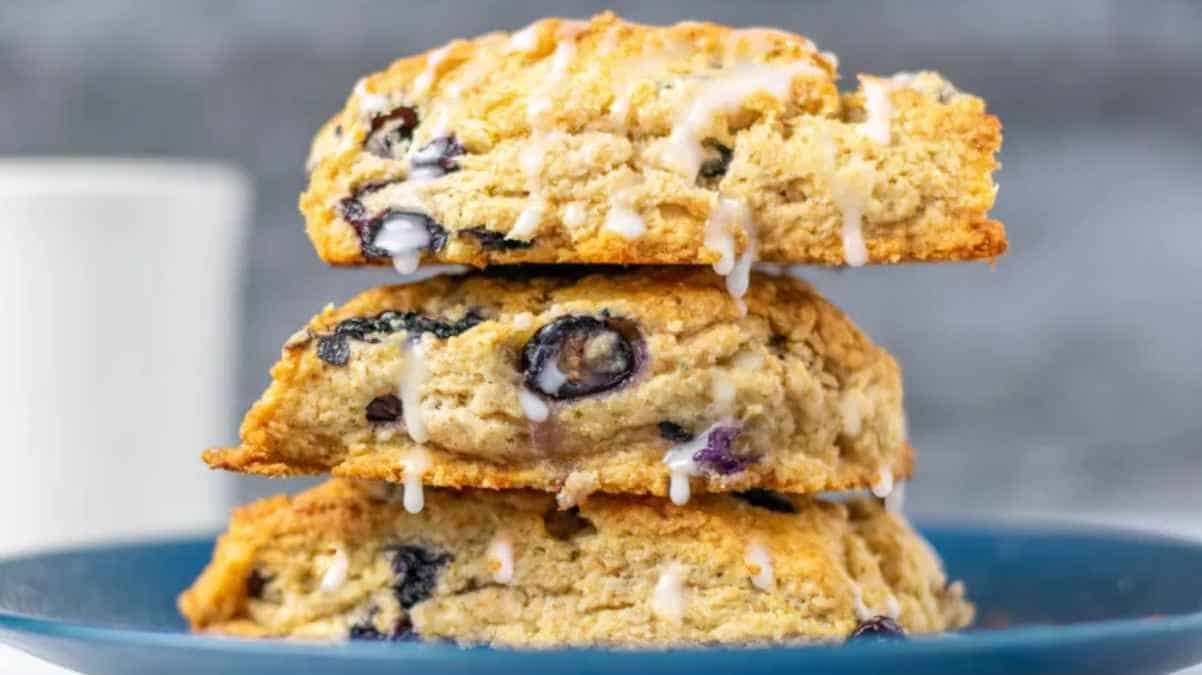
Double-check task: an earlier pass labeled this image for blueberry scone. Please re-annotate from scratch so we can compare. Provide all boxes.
[178,479,971,646]
[302,12,1004,287]
[203,267,910,506]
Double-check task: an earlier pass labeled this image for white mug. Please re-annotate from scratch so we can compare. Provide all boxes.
[0,159,250,554]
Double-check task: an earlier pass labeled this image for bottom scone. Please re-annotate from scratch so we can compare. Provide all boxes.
[179,479,971,647]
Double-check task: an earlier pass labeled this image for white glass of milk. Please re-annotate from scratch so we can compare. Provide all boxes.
[0,159,250,554]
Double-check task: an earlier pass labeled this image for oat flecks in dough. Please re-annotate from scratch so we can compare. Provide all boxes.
[302,14,1005,270]
[179,480,973,646]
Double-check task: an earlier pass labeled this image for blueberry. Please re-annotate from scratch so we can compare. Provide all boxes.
[542,506,595,540]
[461,226,534,251]
[339,183,452,260]
[348,621,387,640]
[698,139,732,180]
[334,316,382,340]
[384,545,453,609]
[365,106,419,159]
[338,197,379,257]
[409,135,464,177]
[366,395,403,423]
[369,310,482,340]
[316,334,352,367]
[657,421,694,444]
[245,569,271,599]
[521,316,641,400]
[733,489,797,514]
[338,196,368,226]
[359,210,449,260]
[390,620,418,641]
[348,613,418,641]
[849,616,906,641]
[316,310,482,366]
[692,425,754,475]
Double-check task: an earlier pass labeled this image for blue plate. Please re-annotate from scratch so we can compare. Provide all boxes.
[2,523,1202,675]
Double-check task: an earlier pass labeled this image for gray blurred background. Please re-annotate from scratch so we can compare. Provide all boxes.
[3,0,1199,520]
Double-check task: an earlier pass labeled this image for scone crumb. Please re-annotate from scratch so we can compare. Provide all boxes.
[557,470,600,509]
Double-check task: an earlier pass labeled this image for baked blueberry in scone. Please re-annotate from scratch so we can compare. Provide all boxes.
[203,267,911,507]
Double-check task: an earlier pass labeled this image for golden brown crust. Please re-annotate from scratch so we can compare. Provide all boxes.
[179,479,972,646]
[301,13,1004,269]
[204,268,911,500]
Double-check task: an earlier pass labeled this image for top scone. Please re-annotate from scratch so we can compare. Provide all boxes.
[302,12,1004,278]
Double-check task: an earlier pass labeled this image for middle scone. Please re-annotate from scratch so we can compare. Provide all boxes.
[206,267,909,506]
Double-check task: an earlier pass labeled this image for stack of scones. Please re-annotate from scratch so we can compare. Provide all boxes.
[180,13,1003,647]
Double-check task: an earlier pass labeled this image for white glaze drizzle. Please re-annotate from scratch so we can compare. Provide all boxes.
[399,446,432,514]
[517,388,550,423]
[661,62,821,181]
[507,23,541,53]
[871,467,895,499]
[857,77,892,144]
[744,542,776,591]
[413,45,452,96]
[603,189,646,239]
[702,197,757,312]
[651,563,687,623]
[885,481,907,513]
[399,338,429,442]
[526,22,584,123]
[829,156,876,267]
[486,534,515,584]
[510,199,545,240]
[392,264,470,285]
[662,421,730,506]
[561,201,587,227]
[703,201,739,275]
[514,25,585,241]
[534,357,569,396]
[885,593,902,620]
[710,371,736,416]
[319,548,349,592]
[353,78,391,118]
[371,213,433,275]
[839,389,869,437]
[512,312,534,330]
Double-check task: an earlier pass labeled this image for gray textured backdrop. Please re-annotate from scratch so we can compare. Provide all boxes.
[3,1,1199,518]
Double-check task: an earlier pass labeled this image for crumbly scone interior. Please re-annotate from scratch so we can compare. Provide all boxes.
[205,269,909,504]
[178,480,972,646]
